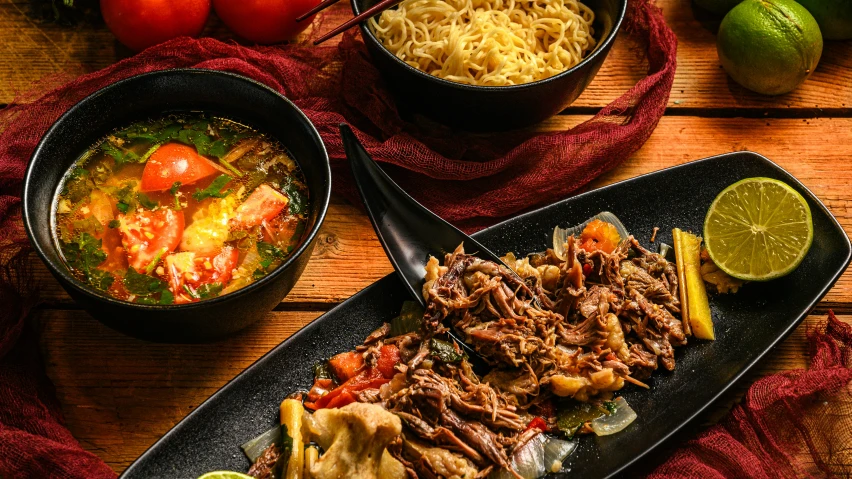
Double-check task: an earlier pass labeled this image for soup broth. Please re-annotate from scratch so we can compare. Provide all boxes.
[53,113,309,305]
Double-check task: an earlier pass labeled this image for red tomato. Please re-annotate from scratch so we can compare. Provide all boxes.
[117,208,185,272]
[212,0,321,44]
[165,246,239,302]
[101,0,211,51]
[312,368,389,410]
[525,417,548,432]
[233,184,289,227]
[328,351,365,382]
[140,143,221,192]
[376,345,400,379]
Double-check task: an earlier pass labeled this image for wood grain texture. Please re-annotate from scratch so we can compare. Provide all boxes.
[36,308,852,473]
[1,0,851,110]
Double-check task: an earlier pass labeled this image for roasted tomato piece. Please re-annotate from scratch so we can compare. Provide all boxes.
[311,368,389,410]
[376,345,400,379]
[117,208,184,272]
[165,246,239,303]
[328,351,365,382]
[233,184,289,227]
[140,143,221,192]
[579,219,621,254]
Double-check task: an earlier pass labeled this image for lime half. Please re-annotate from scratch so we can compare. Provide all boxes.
[196,472,254,479]
[704,177,813,281]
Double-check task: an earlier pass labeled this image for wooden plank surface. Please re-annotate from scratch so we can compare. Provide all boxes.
[1,0,851,476]
[1,0,851,111]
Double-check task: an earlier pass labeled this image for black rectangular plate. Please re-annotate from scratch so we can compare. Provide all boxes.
[120,152,851,479]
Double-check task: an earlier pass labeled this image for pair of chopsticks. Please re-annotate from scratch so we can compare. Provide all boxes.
[297,0,403,45]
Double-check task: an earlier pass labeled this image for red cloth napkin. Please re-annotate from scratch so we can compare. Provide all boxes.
[0,0,848,477]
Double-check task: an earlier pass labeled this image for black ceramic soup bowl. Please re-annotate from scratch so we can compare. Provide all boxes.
[23,69,331,343]
[352,0,627,131]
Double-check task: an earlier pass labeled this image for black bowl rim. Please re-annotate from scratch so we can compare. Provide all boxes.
[352,0,628,93]
[22,68,332,312]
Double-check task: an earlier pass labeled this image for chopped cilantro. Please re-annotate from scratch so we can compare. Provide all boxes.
[136,192,158,210]
[281,177,307,215]
[117,201,130,214]
[170,181,182,209]
[108,220,120,229]
[192,175,232,201]
[257,241,285,269]
[124,267,173,305]
[61,232,113,291]
[101,141,141,166]
[196,283,223,299]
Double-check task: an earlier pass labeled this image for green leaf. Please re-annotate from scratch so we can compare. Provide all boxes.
[101,141,141,166]
[390,301,424,336]
[72,216,104,237]
[252,268,267,280]
[123,267,169,296]
[136,192,158,210]
[63,167,93,203]
[108,220,120,229]
[207,139,229,159]
[169,181,182,209]
[88,269,114,291]
[61,232,112,289]
[430,338,464,363]
[117,201,130,214]
[257,241,285,269]
[192,175,232,202]
[196,283,223,299]
[158,290,175,305]
[281,177,307,216]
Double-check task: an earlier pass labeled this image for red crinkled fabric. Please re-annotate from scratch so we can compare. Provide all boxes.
[2,1,846,478]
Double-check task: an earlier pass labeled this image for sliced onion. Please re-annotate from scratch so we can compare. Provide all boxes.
[542,437,577,473]
[552,211,630,260]
[240,423,281,462]
[512,433,547,479]
[590,397,637,436]
[658,242,674,261]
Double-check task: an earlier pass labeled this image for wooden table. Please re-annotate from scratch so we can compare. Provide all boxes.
[3,0,852,475]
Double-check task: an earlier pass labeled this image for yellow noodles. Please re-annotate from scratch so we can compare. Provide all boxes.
[369,0,597,86]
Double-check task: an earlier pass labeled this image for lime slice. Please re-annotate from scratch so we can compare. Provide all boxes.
[196,472,254,479]
[704,177,813,281]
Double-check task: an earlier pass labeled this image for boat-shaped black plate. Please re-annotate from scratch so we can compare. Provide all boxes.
[120,152,851,478]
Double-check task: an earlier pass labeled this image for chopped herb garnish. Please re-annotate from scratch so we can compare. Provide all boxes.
[123,267,171,304]
[117,201,130,214]
[257,241,285,269]
[252,268,267,280]
[281,177,307,215]
[196,283,223,299]
[136,192,158,210]
[430,338,465,363]
[144,249,165,275]
[183,284,200,300]
[108,219,120,229]
[61,232,113,291]
[101,141,141,166]
[192,175,232,202]
[603,400,618,415]
[139,143,161,163]
[63,167,93,203]
[169,181,182,210]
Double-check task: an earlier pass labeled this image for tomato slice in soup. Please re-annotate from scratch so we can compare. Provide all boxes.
[140,143,221,192]
[117,208,184,272]
[233,184,289,227]
[165,246,239,303]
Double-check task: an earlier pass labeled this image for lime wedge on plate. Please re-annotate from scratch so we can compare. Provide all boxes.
[196,472,254,479]
[704,177,813,281]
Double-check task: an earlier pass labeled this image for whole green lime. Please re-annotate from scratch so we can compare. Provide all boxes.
[694,0,743,15]
[717,0,823,95]
[795,0,852,39]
